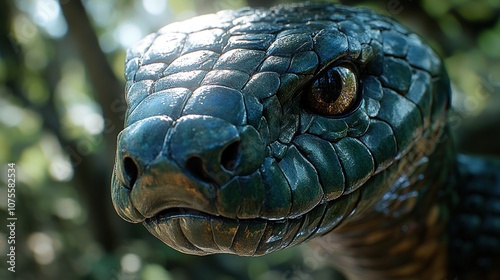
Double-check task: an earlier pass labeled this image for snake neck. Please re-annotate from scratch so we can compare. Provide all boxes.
[312,128,457,280]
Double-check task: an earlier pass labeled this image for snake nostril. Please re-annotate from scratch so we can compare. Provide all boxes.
[186,156,212,182]
[123,157,139,189]
[220,141,240,172]
[184,140,240,183]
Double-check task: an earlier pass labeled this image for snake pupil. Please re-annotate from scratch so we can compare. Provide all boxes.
[315,70,342,103]
[303,64,358,116]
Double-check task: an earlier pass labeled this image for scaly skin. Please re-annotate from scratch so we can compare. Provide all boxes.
[110,3,500,279]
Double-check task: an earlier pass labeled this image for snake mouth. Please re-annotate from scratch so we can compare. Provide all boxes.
[146,207,271,222]
[147,207,214,220]
[143,207,313,256]
[146,206,306,222]
[142,191,361,256]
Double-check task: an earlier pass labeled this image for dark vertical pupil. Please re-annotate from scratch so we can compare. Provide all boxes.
[303,64,358,116]
[317,70,341,103]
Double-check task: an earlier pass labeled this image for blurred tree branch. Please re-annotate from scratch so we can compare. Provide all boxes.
[59,0,124,153]
[57,0,130,251]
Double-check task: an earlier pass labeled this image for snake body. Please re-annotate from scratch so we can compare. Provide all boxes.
[111,3,500,279]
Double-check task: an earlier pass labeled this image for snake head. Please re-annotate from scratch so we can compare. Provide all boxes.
[111,3,450,256]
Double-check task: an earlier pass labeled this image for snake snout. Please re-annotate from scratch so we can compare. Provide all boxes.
[111,116,174,222]
[113,115,226,221]
[112,112,266,223]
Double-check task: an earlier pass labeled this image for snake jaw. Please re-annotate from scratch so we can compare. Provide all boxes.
[141,190,362,256]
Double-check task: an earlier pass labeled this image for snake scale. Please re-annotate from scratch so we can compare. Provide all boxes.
[111,3,500,279]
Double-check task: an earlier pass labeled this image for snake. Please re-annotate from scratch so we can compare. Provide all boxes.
[110,3,500,279]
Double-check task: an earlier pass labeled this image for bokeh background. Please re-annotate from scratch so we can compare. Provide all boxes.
[1,0,499,279]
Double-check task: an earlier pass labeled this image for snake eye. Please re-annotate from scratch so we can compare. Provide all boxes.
[303,63,359,116]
